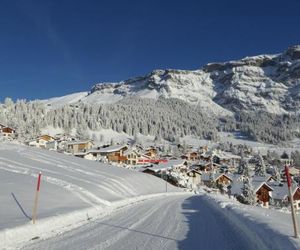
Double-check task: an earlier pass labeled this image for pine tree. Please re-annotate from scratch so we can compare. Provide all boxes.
[254,154,266,176]
[242,177,256,205]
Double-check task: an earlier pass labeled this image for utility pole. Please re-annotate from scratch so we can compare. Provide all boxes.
[285,165,299,238]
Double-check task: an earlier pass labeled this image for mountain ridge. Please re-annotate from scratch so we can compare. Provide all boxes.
[42,45,300,117]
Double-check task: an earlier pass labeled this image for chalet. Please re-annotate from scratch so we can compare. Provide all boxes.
[186,170,202,190]
[82,149,102,161]
[213,151,241,167]
[145,147,158,158]
[185,151,201,161]
[201,173,232,188]
[194,160,220,172]
[271,184,300,210]
[123,148,140,165]
[253,181,273,208]
[231,175,273,207]
[29,135,55,148]
[97,144,128,163]
[0,126,16,138]
[67,140,94,154]
[148,159,187,174]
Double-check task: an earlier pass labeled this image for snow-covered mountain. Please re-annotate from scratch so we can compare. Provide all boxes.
[43,45,300,116]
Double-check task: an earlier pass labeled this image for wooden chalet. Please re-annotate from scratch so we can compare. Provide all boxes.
[185,151,201,161]
[29,134,55,148]
[67,140,94,154]
[0,125,16,138]
[254,182,273,208]
[145,147,158,158]
[97,144,128,163]
[271,184,300,210]
[201,173,232,188]
[123,148,140,165]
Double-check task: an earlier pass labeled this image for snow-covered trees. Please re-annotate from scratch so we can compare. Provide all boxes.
[242,177,256,205]
[254,154,267,176]
[2,96,300,145]
[237,157,249,175]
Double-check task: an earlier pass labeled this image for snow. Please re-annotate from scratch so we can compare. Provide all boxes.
[1,143,300,249]
[205,192,300,248]
[40,92,89,109]
[22,193,300,250]
[0,143,180,249]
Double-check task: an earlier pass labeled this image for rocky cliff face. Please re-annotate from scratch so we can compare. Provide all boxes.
[87,45,300,116]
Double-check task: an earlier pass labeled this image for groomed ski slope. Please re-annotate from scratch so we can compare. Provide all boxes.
[24,194,299,250]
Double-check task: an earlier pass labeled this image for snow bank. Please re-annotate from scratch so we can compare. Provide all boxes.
[203,192,300,248]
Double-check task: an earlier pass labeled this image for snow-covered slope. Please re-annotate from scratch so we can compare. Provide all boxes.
[0,143,180,248]
[41,45,300,116]
[39,92,88,108]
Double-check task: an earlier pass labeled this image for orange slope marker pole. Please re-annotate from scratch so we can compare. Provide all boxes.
[32,172,42,224]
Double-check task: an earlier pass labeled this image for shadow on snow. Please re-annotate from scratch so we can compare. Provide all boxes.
[177,195,297,250]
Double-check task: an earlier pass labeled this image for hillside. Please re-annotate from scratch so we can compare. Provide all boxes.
[0,143,180,248]
[1,46,300,144]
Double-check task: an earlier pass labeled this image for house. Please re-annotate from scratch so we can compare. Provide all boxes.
[0,126,16,138]
[67,140,94,154]
[97,144,128,163]
[123,148,140,165]
[145,147,158,158]
[231,175,274,208]
[147,159,187,174]
[271,184,300,210]
[213,151,241,167]
[184,151,200,161]
[201,173,232,188]
[186,170,202,190]
[253,181,273,208]
[29,135,55,148]
[81,150,102,161]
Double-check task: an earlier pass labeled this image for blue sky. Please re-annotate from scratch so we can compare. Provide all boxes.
[1,0,300,101]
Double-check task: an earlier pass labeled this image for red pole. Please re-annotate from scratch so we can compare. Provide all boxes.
[285,165,299,238]
[32,172,42,224]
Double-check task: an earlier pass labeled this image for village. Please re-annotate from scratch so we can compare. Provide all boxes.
[1,123,300,212]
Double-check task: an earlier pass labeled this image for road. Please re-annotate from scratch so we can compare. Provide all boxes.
[23,194,297,250]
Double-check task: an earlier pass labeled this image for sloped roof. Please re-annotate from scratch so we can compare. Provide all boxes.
[149,159,187,172]
[97,144,128,153]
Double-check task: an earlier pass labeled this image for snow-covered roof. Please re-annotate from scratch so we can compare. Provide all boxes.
[214,173,233,182]
[252,175,273,183]
[271,185,289,200]
[252,181,273,193]
[98,144,128,153]
[269,183,299,200]
[149,159,187,173]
